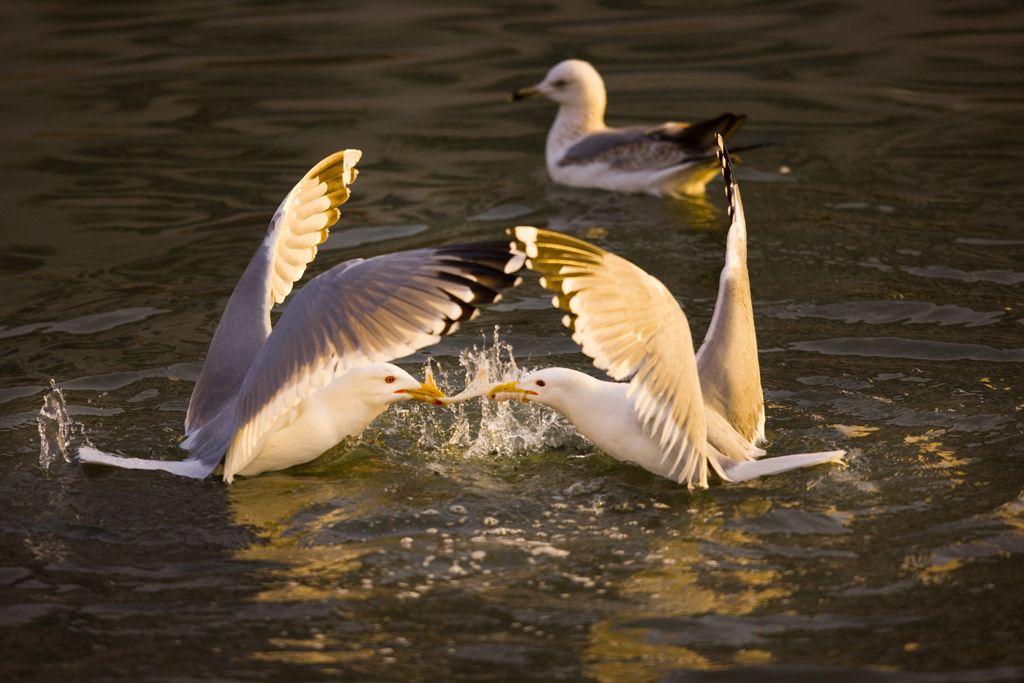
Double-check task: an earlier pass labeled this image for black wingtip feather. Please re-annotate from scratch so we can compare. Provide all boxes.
[422,240,528,337]
[655,112,747,154]
[717,135,738,213]
[437,294,478,335]
[435,241,526,274]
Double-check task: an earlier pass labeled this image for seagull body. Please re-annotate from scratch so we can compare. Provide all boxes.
[208,362,430,479]
[514,370,673,477]
[489,138,844,487]
[512,59,746,197]
[78,150,523,482]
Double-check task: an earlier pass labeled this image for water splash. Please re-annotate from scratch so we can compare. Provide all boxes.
[37,379,73,469]
[36,379,92,471]
[414,328,584,460]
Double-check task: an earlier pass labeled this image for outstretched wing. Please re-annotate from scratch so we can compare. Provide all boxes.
[512,227,711,487]
[185,150,361,433]
[221,242,524,482]
[558,113,745,173]
[695,136,765,446]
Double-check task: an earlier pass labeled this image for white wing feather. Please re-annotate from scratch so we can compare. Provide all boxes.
[695,135,765,448]
[266,149,361,306]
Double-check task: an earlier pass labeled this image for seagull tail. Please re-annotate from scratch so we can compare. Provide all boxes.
[77,446,217,480]
[716,449,845,482]
[655,113,746,151]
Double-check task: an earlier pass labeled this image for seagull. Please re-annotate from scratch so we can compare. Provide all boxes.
[78,149,524,483]
[488,136,844,488]
[512,59,747,197]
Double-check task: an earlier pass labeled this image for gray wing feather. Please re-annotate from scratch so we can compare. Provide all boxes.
[559,127,690,172]
[558,113,745,173]
[183,241,273,436]
[559,128,649,163]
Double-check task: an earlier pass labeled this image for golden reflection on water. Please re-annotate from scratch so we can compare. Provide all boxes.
[622,539,787,612]
[586,620,715,683]
[586,617,777,683]
[227,470,398,670]
[228,470,381,601]
[904,428,969,470]
[830,423,879,438]
[661,192,719,231]
[582,498,796,680]
[252,638,384,672]
[224,459,812,678]
[903,488,1024,587]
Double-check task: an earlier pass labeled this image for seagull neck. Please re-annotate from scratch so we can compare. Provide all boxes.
[317,371,392,434]
[550,100,606,140]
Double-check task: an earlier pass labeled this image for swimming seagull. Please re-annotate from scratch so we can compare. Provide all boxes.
[488,136,844,487]
[78,149,524,483]
[512,59,747,197]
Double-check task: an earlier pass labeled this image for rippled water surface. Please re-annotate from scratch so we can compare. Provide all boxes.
[3,1,1023,681]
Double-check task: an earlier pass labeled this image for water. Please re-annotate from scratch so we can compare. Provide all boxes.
[3,0,1023,680]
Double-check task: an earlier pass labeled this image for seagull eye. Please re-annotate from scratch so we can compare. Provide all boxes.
[536,380,546,387]
[385,376,396,384]
[551,79,568,88]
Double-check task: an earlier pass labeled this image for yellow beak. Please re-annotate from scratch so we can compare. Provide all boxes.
[487,380,538,401]
[510,85,542,102]
[396,368,446,406]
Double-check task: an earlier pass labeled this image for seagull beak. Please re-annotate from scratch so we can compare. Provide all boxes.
[487,381,537,402]
[510,85,543,102]
[396,368,446,406]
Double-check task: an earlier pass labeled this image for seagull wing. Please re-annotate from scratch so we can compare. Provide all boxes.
[696,136,765,445]
[512,227,711,487]
[220,242,524,482]
[185,150,361,433]
[558,113,745,173]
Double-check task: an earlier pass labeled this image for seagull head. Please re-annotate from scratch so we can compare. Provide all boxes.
[356,362,446,406]
[487,367,582,409]
[511,59,606,111]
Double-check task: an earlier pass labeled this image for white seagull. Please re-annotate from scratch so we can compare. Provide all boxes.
[78,149,523,483]
[512,59,747,197]
[488,136,844,488]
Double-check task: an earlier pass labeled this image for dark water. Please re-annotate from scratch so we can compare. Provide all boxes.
[3,1,1023,681]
